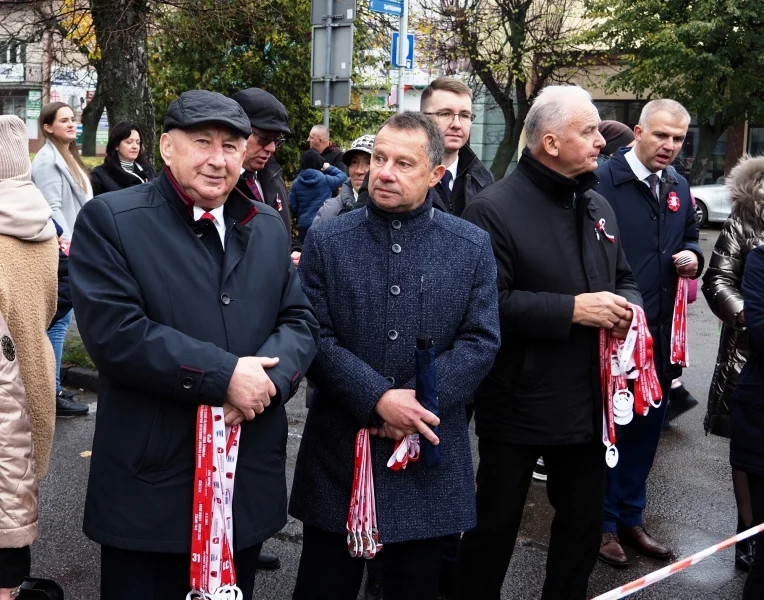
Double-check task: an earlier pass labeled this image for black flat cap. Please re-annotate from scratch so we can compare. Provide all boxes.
[164,90,252,139]
[232,88,290,134]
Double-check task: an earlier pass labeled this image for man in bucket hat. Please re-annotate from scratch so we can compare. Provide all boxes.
[69,90,318,598]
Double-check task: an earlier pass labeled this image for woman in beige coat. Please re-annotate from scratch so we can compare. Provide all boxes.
[0,115,59,599]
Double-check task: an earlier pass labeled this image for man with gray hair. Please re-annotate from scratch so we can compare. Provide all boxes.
[457,85,641,599]
[289,111,500,599]
[594,99,703,568]
[307,124,346,174]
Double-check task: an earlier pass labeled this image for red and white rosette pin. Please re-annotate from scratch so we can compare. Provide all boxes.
[667,191,680,212]
[670,277,689,367]
[188,406,242,600]
[596,218,615,243]
[347,429,383,560]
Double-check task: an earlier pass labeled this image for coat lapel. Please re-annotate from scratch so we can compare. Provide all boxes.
[49,142,87,204]
[221,218,250,285]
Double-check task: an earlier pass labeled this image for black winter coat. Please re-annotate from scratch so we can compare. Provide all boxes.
[69,171,319,553]
[432,144,494,216]
[731,245,764,475]
[90,158,156,196]
[235,157,299,251]
[462,149,642,445]
[595,149,703,381]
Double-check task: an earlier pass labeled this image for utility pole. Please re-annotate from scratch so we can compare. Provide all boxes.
[323,0,333,127]
[396,0,408,114]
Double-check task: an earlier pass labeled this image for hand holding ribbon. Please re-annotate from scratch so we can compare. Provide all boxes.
[225,356,279,420]
[374,389,440,446]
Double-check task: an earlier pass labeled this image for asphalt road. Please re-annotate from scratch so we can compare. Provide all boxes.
[32,227,748,599]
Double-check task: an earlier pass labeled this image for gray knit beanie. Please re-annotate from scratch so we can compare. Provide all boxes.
[0,115,31,181]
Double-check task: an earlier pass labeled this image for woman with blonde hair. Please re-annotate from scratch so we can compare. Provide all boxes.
[31,101,91,417]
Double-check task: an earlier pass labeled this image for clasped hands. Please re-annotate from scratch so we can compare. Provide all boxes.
[573,292,633,340]
[369,389,440,445]
[224,356,280,426]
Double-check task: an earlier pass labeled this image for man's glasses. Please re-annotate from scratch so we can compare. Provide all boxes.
[252,129,286,149]
[423,111,476,124]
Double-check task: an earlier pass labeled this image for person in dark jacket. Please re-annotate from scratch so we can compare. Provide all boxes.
[313,134,374,225]
[90,122,156,196]
[457,85,642,600]
[289,150,346,242]
[420,76,494,217]
[231,88,301,266]
[594,99,703,568]
[307,124,346,174]
[731,243,764,599]
[703,154,764,571]
[289,112,500,600]
[68,90,319,599]
[597,120,635,164]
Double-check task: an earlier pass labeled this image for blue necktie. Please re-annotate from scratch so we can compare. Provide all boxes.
[441,170,452,199]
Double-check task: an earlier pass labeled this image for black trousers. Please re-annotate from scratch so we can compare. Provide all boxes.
[100,543,262,600]
[457,440,605,600]
[744,472,764,600]
[293,525,448,600]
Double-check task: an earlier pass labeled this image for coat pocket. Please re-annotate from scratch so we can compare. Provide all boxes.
[134,404,170,480]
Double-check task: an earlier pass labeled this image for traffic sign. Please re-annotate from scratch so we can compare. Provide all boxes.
[311,0,356,25]
[391,32,414,69]
[369,0,402,16]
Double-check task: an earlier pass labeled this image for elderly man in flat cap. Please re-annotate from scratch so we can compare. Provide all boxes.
[69,90,319,599]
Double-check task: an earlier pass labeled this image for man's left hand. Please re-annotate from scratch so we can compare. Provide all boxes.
[223,401,246,426]
[291,251,301,268]
[672,250,698,277]
[611,308,634,340]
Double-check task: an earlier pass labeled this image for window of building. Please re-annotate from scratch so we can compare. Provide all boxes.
[749,126,764,156]
[0,40,26,64]
[0,95,27,120]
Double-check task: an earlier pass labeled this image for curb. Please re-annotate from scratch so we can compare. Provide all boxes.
[60,366,99,394]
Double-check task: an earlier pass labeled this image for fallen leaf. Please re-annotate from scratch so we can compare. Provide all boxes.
[80,450,92,458]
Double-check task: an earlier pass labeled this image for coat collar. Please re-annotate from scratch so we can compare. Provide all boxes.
[516,148,599,200]
[607,148,679,188]
[365,194,435,226]
[45,140,88,202]
[456,144,493,186]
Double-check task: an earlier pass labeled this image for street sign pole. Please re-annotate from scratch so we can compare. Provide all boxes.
[323,0,333,127]
[396,0,408,114]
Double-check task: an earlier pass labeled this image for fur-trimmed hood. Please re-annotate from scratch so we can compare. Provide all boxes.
[730,155,764,225]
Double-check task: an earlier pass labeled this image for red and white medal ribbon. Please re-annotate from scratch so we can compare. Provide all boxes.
[670,277,689,367]
[600,305,663,468]
[347,429,382,560]
[188,406,242,600]
[386,434,420,471]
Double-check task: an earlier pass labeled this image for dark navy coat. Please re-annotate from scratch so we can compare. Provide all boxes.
[288,166,347,229]
[595,149,704,379]
[69,172,319,553]
[731,245,764,475]
[289,196,500,543]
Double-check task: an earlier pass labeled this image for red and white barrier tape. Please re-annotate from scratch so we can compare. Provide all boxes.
[592,523,764,600]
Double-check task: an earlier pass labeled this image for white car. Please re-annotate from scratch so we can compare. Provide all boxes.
[690,183,732,227]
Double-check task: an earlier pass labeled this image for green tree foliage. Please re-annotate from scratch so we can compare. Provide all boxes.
[150,0,387,179]
[584,0,764,184]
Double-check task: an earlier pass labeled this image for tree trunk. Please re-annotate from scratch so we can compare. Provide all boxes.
[80,78,105,157]
[688,113,726,185]
[90,0,154,160]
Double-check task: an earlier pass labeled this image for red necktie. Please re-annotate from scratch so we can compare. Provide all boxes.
[201,211,215,222]
[244,172,263,203]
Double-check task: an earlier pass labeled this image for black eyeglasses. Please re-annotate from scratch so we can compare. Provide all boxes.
[423,111,476,124]
[252,129,286,149]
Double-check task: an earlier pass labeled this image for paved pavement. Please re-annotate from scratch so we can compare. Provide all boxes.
[32,227,749,599]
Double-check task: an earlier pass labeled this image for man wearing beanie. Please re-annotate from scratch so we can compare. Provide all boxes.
[598,120,636,161]
[0,115,59,599]
[232,87,301,266]
[69,90,318,598]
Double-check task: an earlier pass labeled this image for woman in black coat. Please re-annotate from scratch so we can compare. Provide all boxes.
[90,122,156,196]
[732,243,764,599]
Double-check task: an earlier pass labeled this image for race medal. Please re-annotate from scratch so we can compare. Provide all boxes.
[605,445,619,468]
[667,192,680,212]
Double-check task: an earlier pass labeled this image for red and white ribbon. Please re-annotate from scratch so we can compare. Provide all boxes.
[188,406,242,600]
[347,429,382,560]
[386,434,420,471]
[592,523,764,600]
[596,218,615,242]
[670,277,690,367]
[600,305,663,468]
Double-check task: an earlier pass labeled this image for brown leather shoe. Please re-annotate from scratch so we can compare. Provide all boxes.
[599,532,629,568]
[619,525,673,560]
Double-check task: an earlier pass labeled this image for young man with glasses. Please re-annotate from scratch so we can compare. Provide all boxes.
[232,88,301,265]
[420,77,494,218]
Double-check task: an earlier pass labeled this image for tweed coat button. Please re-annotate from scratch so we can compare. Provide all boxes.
[386,376,396,385]
[388,329,399,341]
[390,285,400,296]
[392,220,401,229]
[392,244,401,254]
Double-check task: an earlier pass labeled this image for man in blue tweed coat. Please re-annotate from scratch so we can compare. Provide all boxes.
[289,112,501,600]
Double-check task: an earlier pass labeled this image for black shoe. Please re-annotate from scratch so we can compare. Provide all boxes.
[55,390,89,417]
[666,384,698,422]
[736,516,756,572]
[58,388,76,400]
[256,549,281,570]
[365,577,382,600]
[532,458,547,482]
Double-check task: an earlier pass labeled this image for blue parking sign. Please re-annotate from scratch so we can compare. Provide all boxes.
[391,32,414,69]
